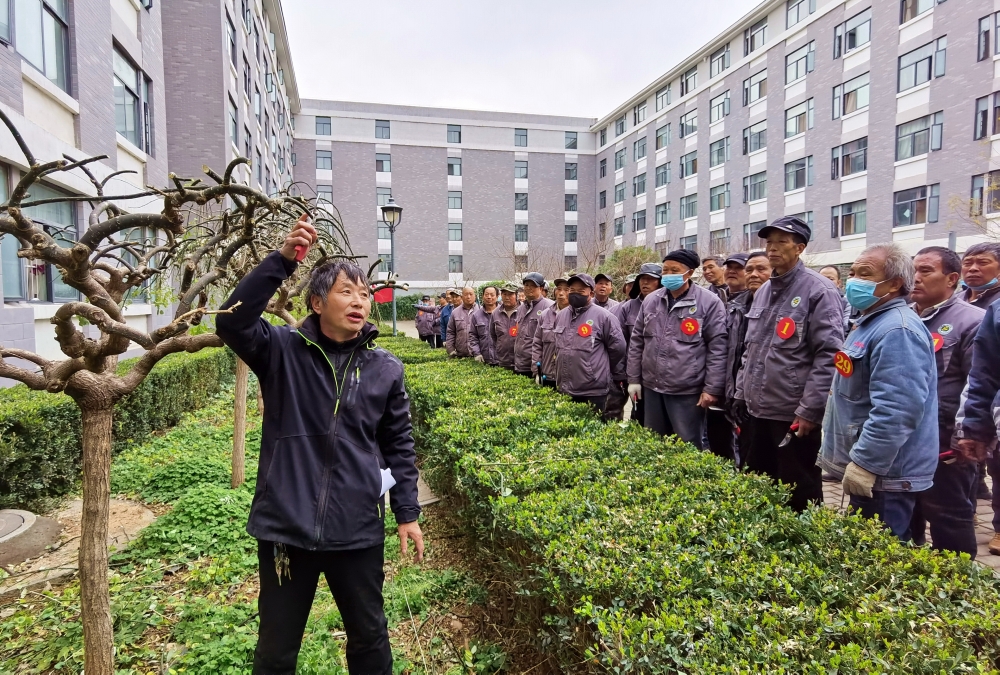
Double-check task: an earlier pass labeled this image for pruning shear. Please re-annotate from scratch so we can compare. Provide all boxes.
[293,212,314,262]
[778,422,800,447]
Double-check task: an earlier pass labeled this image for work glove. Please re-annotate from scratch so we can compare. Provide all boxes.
[473,355,484,363]
[614,380,628,395]
[728,399,750,427]
[841,461,876,498]
[627,384,642,401]
[535,375,542,386]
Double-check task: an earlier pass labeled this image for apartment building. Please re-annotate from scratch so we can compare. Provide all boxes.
[293,101,597,286]
[594,0,998,267]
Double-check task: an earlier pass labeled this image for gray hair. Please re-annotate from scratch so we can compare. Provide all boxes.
[308,260,368,311]
[863,243,914,295]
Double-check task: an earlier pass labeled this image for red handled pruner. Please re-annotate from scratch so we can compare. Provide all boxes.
[778,422,800,447]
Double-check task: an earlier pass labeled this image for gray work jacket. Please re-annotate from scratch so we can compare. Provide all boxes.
[553,303,627,397]
[734,260,845,424]
[513,297,554,372]
[468,305,498,364]
[446,303,478,357]
[490,307,518,368]
[531,304,563,379]
[611,297,643,346]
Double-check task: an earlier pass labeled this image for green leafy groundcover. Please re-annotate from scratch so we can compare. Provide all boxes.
[378,335,1000,673]
[0,347,235,509]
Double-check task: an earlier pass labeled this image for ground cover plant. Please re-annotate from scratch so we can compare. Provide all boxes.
[380,335,1000,673]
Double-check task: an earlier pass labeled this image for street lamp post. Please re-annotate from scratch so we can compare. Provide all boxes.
[380,197,403,336]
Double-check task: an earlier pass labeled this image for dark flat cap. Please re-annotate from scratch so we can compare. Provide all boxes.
[594,272,613,283]
[759,215,811,244]
[662,249,700,270]
[724,252,750,267]
[522,272,547,288]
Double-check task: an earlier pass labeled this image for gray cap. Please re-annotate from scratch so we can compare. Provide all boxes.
[636,262,662,279]
[523,272,546,288]
[421,295,431,301]
[553,275,570,286]
[759,215,811,244]
[594,272,613,283]
[623,273,638,285]
[724,252,750,268]
[567,273,595,290]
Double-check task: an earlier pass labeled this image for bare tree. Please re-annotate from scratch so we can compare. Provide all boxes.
[946,141,1000,242]
[576,209,614,273]
[0,112,319,674]
[490,235,565,281]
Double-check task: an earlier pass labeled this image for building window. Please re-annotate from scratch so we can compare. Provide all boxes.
[896,112,943,160]
[316,150,332,170]
[831,199,867,237]
[615,182,625,203]
[833,73,869,118]
[632,209,646,232]
[834,8,871,59]
[709,91,731,124]
[448,124,461,143]
[656,202,671,225]
[514,128,528,146]
[600,128,607,145]
[377,187,392,207]
[226,13,237,63]
[831,137,868,179]
[17,180,77,302]
[790,211,815,239]
[901,0,934,24]
[244,126,251,160]
[744,221,766,248]
[614,148,627,170]
[565,194,578,211]
[974,95,990,140]
[743,70,767,105]
[565,131,578,149]
[113,49,151,152]
[0,167,24,301]
[449,255,463,274]
[243,57,251,98]
[681,66,698,96]
[614,217,625,236]
[316,116,331,135]
[376,254,390,272]
[680,235,698,251]
[448,157,462,176]
[633,173,646,196]
[565,224,578,242]
[679,110,698,138]
[563,256,577,271]
[316,185,333,204]
[633,136,647,160]
[898,38,946,92]
[514,223,528,242]
[742,121,767,154]
[785,156,814,191]
[710,184,730,212]
[655,123,671,150]
[514,193,527,210]
[375,119,390,139]
[655,162,671,187]
[710,228,731,255]
[254,86,261,120]
[448,222,462,241]
[228,96,238,146]
[680,194,698,220]
[979,15,993,62]
[709,137,730,167]
[744,17,767,55]
[787,0,815,28]
[255,149,262,184]
[971,171,1000,215]
[515,160,528,179]
[376,153,391,172]
[558,162,575,181]
[449,191,463,209]
[785,41,816,84]
[615,116,626,136]
[655,85,671,111]
[514,255,528,272]
[599,190,607,209]
[894,185,939,227]
[633,102,647,125]
[743,172,767,202]
[785,99,814,137]
[599,158,606,178]
[680,151,698,179]
[710,44,731,78]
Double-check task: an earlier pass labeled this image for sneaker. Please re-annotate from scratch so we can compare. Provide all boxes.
[990,533,1000,556]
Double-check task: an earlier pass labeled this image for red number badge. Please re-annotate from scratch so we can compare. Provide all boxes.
[834,351,853,378]
[931,332,943,353]
[680,318,700,336]
[776,317,796,340]
[509,325,518,337]
[577,324,592,337]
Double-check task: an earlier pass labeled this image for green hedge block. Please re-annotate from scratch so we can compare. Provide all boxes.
[385,335,1000,672]
[0,347,235,509]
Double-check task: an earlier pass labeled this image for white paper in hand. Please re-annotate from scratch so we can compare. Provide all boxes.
[380,468,396,497]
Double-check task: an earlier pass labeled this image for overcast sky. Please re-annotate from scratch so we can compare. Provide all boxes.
[284,0,765,120]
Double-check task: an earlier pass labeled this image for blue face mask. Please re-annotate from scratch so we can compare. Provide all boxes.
[660,274,687,291]
[968,277,999,292]
[845,278,883,311]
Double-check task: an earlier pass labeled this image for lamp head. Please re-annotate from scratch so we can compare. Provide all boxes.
[380,197,402,228]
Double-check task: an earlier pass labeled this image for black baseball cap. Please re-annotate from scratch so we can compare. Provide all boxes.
[594,273,613,284]
[523,272,546,288]
[567,273,595,290]
[724,252,750,268]
[759,215,811,244]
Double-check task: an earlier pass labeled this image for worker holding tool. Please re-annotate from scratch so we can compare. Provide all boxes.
[819,244,939,542]
[733,216,844,512]
[217,214,422,675]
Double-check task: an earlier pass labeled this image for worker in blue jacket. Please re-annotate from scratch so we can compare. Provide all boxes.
[216,216,423,675]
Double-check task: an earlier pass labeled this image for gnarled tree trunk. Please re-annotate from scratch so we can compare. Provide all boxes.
[79,403,115,675]
[232,357,249,488]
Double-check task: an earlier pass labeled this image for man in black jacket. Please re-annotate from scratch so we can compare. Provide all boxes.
[216,217,423,675]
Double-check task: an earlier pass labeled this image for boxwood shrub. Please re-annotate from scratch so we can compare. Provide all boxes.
[386,336,1000,672]
[0,347,235,509]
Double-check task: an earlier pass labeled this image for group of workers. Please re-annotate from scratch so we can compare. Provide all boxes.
[414,215,1000,559]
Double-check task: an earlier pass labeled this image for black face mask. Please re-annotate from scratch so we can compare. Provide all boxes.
[567,293,589,309]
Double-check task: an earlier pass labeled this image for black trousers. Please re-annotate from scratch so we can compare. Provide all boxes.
[705,407,737,463]
[742,416,823,512]
[911,459,979,557]
[605,387,627,421]
[514,370,533,378]
[421,334,436,348]
[435,335,443,348]
[571,393,607,414]
[253,541,391,675]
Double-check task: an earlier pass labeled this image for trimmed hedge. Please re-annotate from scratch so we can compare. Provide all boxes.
[0,347,235,509]
[386,336,1000,672]
[374,293,424,322]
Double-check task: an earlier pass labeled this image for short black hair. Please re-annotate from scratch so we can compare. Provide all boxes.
[963,242,1000,263]
[701,256,724,266]
[917,246,962,276]
[747,250,769,262]
[819,265,841,280]
[482,285,499,297]
[308,260,368,311]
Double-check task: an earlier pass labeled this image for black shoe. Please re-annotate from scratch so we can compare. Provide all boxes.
[822,472,839,482]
